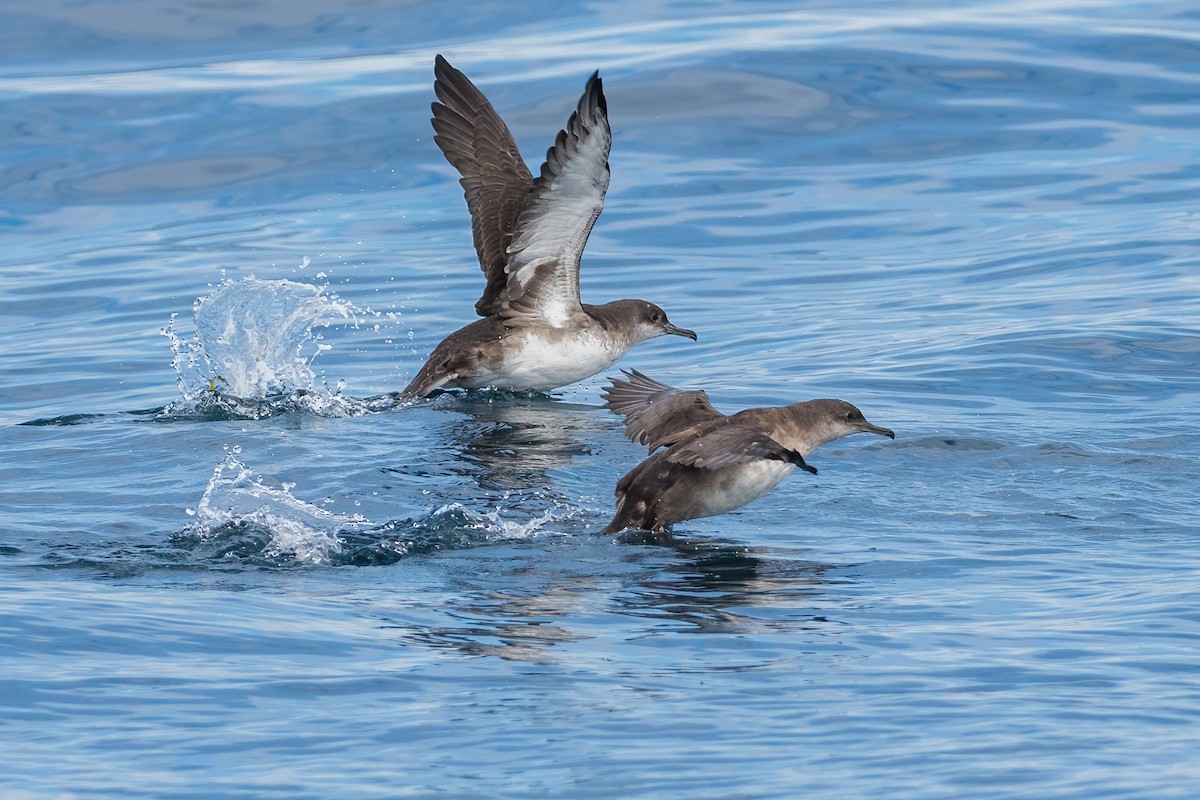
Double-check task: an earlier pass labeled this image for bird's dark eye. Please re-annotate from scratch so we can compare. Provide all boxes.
[845,411,856,421]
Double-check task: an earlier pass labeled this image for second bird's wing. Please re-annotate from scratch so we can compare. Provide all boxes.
[602,369,726,451]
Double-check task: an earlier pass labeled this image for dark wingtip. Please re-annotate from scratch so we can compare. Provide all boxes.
[433,54,470,88]
[584,71,607,117]
[787,450,818,475]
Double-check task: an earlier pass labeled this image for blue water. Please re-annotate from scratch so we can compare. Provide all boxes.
[3,1,1200,796]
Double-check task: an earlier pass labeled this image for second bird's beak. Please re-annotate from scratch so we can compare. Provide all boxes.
[862,422,896,440]
[663,323,697,340]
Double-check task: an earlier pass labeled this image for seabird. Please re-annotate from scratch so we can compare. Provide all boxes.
[400,56,696,399]
[601,370,895,533]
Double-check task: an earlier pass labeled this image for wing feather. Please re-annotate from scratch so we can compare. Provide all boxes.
[602,370,726,451]
[665,426,806,471]
[604,370,815,473]
[431,55,534,317]
[502,71,610,326]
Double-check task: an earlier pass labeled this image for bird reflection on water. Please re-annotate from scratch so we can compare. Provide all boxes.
[395,528,841,663]
[611,531,840,636]
[446,392,604,493]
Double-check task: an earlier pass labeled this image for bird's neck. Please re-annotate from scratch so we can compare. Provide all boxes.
[583,302,648,348]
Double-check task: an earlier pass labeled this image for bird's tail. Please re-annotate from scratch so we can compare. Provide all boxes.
[399,365,457,400]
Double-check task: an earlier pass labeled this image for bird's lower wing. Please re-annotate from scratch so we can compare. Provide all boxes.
[665,425,812,472]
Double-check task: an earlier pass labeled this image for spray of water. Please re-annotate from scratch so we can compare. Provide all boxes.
[160,276,381,418]
[185,454,363,564]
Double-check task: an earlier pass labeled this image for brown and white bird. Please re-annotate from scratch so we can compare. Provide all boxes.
[602,370,895,533]
[400,56,695,399]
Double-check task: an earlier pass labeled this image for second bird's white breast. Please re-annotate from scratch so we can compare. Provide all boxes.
[691,460,795,519]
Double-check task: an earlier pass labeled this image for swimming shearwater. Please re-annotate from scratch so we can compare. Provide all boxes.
[400,56,695,399]
[601,370,895,532]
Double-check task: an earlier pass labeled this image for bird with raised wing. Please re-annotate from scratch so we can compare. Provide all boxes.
[400,56,695,399]
[602,370,895,532]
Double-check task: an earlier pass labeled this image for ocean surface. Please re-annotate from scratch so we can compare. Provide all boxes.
[2,1,1199,797]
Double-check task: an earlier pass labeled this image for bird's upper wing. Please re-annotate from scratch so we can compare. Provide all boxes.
[664,425,810,471]
[500,71,610,327]
[602,369,726,451]
[431,55,534,317]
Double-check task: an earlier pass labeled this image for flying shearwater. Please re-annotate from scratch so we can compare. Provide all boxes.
[400,56,695,399]
[601,370,895,533]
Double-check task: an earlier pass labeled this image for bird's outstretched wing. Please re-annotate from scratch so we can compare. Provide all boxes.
[602,369,726,451]
[603,370,817,473]
[431,55,534,317]
[501,71,610,326]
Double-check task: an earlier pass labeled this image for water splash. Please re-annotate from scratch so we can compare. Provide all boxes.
[183,455,363,564]
[178,455,568,567]
[160,276,377,419]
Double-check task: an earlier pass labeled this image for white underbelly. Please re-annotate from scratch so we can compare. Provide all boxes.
[691,460,795,519]
[490,331,622,391]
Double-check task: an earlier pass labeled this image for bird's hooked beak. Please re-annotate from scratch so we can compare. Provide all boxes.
[663,322,697,340]
[861,421,895,440]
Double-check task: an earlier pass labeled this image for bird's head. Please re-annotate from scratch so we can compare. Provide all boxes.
[788,399,895,452]
[610,300,697,343]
